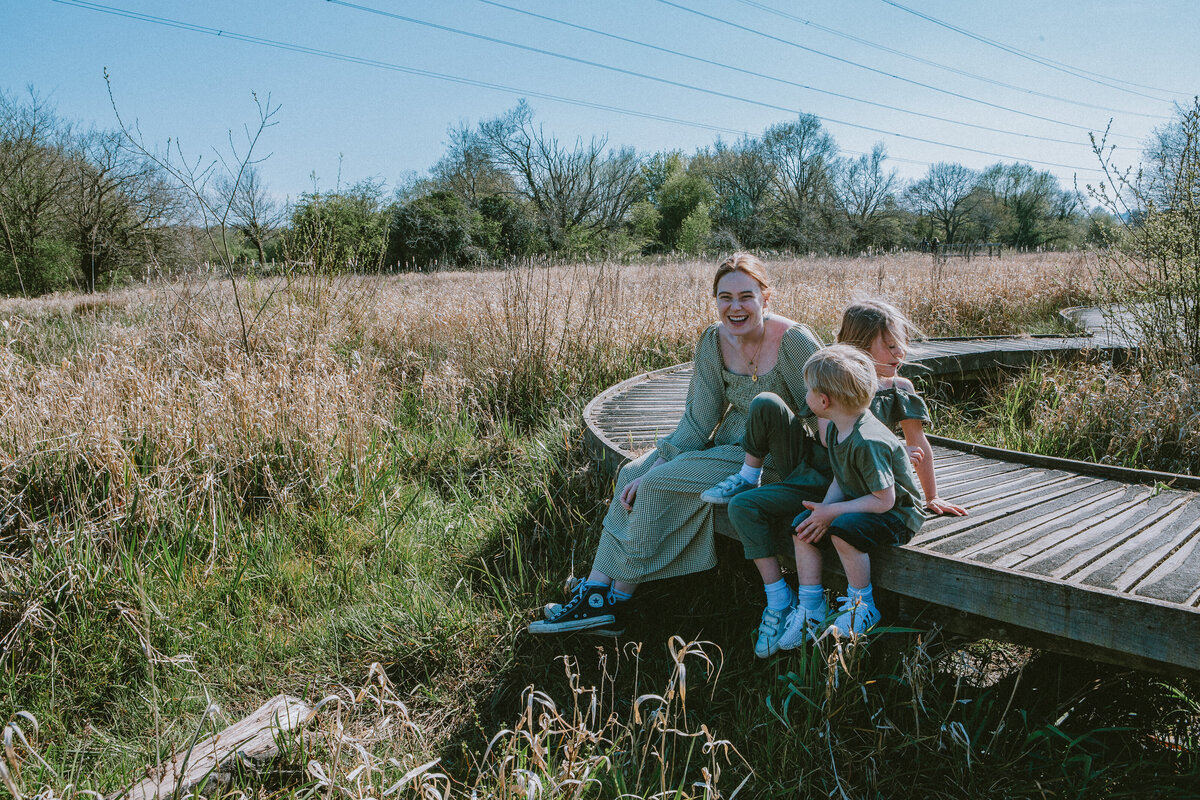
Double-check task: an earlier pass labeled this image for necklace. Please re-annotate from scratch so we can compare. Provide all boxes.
[747,330,766,382]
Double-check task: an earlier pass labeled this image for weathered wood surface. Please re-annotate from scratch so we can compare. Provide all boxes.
[582,330,1200,676]
[115,694,315,800]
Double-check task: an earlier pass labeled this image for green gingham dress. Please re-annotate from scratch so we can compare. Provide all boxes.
[594,323,823,583]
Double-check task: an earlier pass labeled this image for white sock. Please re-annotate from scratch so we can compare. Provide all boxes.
[738,463,762,484]
[849,584,875,608]
[764,579,794,611]
[797,583,825,610]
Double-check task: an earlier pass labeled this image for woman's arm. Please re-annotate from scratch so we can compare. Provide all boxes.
[656,326,727,460]
[899,418,967,516]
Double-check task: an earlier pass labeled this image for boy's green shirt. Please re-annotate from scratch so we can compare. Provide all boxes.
[827,411,925,533]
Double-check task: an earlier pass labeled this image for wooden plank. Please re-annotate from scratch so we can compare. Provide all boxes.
[917,476,1106,552]
[1076,496,1200,592]
[870,546,1200,672]
[953,485,1134,563]
[1130,505,1200,604]
[116,695,315,800]
[1025,490,1191,579]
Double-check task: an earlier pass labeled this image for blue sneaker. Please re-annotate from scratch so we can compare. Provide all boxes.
[777,596,829,649]
[828,595,881,638]
[700,473,758,505]
[754,604,793,658]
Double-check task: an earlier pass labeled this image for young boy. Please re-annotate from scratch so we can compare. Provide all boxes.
[776,344,925,646]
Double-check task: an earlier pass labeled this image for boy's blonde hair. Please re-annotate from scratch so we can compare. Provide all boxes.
[804,345,877,412]
[836,297,920,352]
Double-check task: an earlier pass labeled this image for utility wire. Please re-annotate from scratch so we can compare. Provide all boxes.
[877,0,1191,102]
[49,0,752,138]
[467,0,1132,147]
[652,0,1170,127]
[732,0,1164,120]
[52,0,1103,174]
[326,0,1103,171]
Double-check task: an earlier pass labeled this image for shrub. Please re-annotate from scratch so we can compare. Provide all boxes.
[1092,98,1200,369]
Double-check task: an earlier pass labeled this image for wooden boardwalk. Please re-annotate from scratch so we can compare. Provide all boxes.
[583,325,1200,676]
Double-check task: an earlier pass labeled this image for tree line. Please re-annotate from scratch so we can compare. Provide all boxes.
[0,89,1147,295]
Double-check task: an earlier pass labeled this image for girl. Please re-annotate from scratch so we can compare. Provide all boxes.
[835,298,967,518]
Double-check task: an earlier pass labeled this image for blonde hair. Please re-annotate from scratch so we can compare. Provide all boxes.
[712,252,770,297]
[836,297,920,353]
[804,345,877,412]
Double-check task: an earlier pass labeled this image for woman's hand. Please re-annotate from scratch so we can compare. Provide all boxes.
[619,476,644,510]
[926,496,968,517]
[621,456,668,510]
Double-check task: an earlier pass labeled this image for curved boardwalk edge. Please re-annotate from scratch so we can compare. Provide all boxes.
[583,329,1200,677]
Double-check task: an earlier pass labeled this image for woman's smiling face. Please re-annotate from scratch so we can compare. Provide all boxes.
[715,270,768,334]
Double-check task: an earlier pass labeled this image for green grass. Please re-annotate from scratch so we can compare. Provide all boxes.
[3,263,1199,798]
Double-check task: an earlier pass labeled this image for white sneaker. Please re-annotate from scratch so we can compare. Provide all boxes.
[700,473,758,505]
[754,604,793,658]
[777,597,829,650]
[828,595,881,638]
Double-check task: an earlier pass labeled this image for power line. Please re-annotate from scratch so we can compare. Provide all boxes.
[652,0,1171,128]
[876,0,1191,102]
[49,0,750,138]
[51,0,1104,176]
[731,0,1166,120]
[466,0,1133,148]
[326,0,1104,171]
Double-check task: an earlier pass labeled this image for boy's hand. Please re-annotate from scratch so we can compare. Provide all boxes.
[906,445,924,467]
[926,496,968,517]
[793,501,836,543]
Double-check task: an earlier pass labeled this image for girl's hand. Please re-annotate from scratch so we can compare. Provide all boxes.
[619,476,644,510]
[793,501,836,543]
[926,496,968,517]
[906,445,924,467]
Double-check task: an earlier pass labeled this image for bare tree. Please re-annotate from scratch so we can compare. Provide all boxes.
[476,101,642,250]
[762,115,839,247]
[430,123,514,205]
[215,164,285,265]
[0,88,75,295]
[837,143,899,250]
[695,136,775,247]
[905,162,978,244]
[68,128,182,291]
[107,73,280,353]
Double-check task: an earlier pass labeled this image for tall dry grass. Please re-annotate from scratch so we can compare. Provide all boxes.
[0,251,1093,532]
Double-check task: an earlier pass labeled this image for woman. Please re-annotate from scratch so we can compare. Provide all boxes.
[529,253,823,635]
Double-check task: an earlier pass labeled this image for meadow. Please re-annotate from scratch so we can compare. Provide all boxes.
[2,252,1197,797]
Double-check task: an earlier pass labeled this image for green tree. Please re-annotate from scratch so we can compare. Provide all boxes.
[656,162,715,251]
[677,203,712,255]
[287,180,388,273]
[387,190,484,269]
[762,115,839,250]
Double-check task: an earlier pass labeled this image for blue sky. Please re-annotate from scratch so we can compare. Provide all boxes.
[4,0,1197,203]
